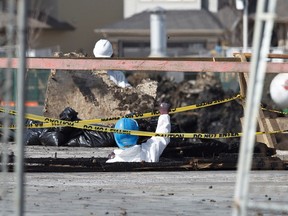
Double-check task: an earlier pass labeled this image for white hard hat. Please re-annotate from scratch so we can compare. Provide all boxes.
[269,73,288,109]
[93,39,113,57]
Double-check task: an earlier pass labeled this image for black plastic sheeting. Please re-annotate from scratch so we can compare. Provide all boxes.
[25,107,182,147]
[25,107,116,147]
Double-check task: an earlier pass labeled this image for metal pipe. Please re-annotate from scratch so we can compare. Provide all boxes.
[149,7,167,57]
[0,0,15,215]
[15,0,27,215]
[243,0,249,52]
[232,1,277,216]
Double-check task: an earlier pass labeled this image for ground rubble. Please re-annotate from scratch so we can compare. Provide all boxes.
[1,141,287,172]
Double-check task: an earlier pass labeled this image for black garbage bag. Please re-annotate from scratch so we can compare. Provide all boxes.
[58,107,117,147]
[25,107,83,146]
[59,107,80,121]
[58,107,84,144]
[38,128,67,146]
[39,107,84,146]
[67,127,116,147]
[38,127,84,147]
[24,119,45,145]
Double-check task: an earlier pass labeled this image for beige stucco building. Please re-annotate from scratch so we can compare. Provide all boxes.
[28,0,124,56]
[1,0,288,57]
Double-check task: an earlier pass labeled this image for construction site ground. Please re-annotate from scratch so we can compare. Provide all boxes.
[1,145,288,216]
[2,170,288,216]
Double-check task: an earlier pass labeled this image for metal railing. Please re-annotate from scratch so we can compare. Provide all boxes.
[1,1,26,216]
[232,1,288,216]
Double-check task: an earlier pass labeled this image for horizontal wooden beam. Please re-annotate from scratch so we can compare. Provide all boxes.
[0,57,287,73]
[237,52,288,59]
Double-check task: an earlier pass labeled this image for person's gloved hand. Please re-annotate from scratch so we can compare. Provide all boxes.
[159,102,170,115]
[108,152,115,159]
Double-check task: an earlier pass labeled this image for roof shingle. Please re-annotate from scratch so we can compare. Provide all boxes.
[97,9,224,31]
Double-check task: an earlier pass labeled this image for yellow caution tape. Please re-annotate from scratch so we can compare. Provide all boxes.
[261,107,288,115]
[239,95,288,115]
[0,94,241,126]
[2,122,287,138]
[1,94,286,138]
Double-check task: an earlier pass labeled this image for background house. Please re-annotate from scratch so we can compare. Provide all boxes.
[1,0,288,104]
[1,0,287,57]
[95,0,288,58]
[32,0,124,56]
[96,0,223,58]
[95,9,225,58]
[0,0,124,56]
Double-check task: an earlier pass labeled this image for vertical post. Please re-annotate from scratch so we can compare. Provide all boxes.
[0,0,15,214]
[232,0,277,216]
[15,0,27,215]
[243,0,249,52]
[149,7,167,57]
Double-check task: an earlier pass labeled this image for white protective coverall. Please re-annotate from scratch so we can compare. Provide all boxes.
[106,114,171,163]
[107,70,131,88]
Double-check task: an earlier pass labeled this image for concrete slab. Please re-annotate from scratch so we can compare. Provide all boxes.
[1,171,288,216]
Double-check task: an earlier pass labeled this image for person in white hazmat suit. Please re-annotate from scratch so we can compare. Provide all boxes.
[269,73,288,109]
[106,103,171,163]
[93,39,131,88]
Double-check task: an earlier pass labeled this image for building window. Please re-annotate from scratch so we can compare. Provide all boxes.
[121,41,207,57]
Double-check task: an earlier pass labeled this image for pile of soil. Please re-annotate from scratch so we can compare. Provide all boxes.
[127,71,287,150]
[128,72,244,144]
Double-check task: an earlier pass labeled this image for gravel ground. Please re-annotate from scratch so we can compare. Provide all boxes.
[1,144,288,216]
[1,171,288,216]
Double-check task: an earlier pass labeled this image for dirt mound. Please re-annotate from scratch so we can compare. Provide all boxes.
[128,71,287,149]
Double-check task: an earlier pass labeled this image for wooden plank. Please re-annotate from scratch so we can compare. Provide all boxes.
[275,117,288,130]
[257,112,278,148]
[1,154,285,172]
[0,143,285,172]
[235,52,288,59]
[234,53,278,148]
[0,57,288,73]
